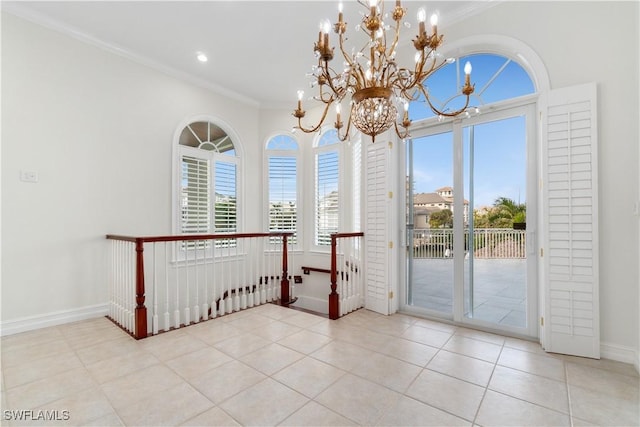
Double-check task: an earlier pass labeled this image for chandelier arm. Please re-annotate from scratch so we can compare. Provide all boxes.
[424,92,472,118]
[317,84,334,104]
[295,100,334,133]
[322,61,349,99]
[336,112,353,142]
[338,32,358,85]
[387,15,402,61]
[412,49,432,87]
[401,52,447,92]
[397,86,421,102]
[381,61,394,89]
[393,120,410,140]
[419,53,448,80]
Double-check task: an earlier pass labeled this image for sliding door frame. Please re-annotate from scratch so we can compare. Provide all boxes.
[401,94,539,338]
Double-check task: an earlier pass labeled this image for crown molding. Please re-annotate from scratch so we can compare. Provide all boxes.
[1,3,261,108]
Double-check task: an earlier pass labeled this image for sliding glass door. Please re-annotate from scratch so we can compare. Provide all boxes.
[407,129,454,315]
[405,104,537,336]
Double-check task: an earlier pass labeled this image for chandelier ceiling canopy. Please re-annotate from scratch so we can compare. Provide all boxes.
[293,0,475,142]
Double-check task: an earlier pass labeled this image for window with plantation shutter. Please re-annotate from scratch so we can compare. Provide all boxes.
[214,160,237,233]
[181,155,210,234]
[174,120,241,252]
[266,135,299,245]
[315,129,340,246]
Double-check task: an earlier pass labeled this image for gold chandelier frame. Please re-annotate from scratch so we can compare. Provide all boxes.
[293,0,475,142]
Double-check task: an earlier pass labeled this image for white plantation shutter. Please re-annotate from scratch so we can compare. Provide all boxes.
[181,155,210,234]
[214,160,237,233]
[364,140,390,315]
[268,156,297,239]
[316,150,339,246]
[542,82,599,358]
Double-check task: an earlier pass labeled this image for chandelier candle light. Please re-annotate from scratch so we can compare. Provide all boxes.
[293,0,475,142]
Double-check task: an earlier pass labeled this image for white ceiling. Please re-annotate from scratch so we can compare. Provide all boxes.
[3,1,496,109]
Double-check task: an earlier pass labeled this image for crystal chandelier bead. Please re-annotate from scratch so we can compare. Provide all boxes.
[351,87,397,139]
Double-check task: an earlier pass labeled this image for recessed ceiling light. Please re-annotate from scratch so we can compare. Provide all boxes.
[196,52,208,63]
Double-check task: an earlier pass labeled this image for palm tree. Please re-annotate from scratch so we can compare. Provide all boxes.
[493,197,526,226]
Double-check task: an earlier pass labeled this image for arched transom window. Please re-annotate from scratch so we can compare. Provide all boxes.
[410,53,535,120]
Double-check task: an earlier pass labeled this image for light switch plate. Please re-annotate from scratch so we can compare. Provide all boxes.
[20,170,39,183]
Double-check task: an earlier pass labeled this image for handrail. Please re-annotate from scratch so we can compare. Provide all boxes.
[107,231,293,243]
[106,231,294,339]
[301,266,332,275]
[331,232,365,239]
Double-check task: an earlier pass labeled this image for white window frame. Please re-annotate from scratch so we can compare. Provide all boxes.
[263,133,302,250]
[172,117,243,259]
[311,127,343,252]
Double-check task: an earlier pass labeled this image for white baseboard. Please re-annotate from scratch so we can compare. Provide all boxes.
[292,295,328,315]
[600,341,638,368]
[0,303,109,337]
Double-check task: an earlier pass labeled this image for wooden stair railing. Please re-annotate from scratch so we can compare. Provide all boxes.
[106,232,294,339]
[301,232,365,320]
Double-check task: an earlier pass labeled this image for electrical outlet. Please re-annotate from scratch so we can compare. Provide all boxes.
[20,170,39,183]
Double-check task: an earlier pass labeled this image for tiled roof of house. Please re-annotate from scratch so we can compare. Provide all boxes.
[414,192,449,205]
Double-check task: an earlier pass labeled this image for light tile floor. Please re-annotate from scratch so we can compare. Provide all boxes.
[1,305,638,426]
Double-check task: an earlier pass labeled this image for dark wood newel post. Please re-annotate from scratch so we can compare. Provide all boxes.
[328,234,339,319]
[134,238,148,339]
[280,235,290,306]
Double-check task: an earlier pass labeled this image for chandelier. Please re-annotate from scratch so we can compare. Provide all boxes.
[293,0,475,142]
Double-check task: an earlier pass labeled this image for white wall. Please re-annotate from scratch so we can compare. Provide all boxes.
[1,12,262,324]
[442,1,639,357]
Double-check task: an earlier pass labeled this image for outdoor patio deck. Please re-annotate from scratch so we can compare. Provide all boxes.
[409,258,527,328]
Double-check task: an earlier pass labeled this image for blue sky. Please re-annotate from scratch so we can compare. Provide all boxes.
[408,53,533,208]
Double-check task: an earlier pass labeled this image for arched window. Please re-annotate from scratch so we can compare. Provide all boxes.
[265,134,300,245]
[410,53,536,121]
[314,128,341,246]
[174,120,241,241]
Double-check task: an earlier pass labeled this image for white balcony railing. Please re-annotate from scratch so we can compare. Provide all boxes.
[412,228,526,259]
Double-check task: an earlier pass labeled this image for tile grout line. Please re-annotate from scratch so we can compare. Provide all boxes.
[564,360,575,427]
[472,339,505,426]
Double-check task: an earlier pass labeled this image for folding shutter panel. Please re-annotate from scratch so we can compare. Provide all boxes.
[214,160,237,233]
[315,151,339,246]
[181,155,210,234]
[542,82,600,358]
[268,155,297,238]
[364,141,390,315]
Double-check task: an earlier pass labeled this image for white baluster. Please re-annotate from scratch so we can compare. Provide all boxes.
[184,240,191,326]
[234,240,240,312]
[193,239,200,324]
[152,243,159,335]
[210,238,217,319]
[164,242,170,331]
[174,241,181,329]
